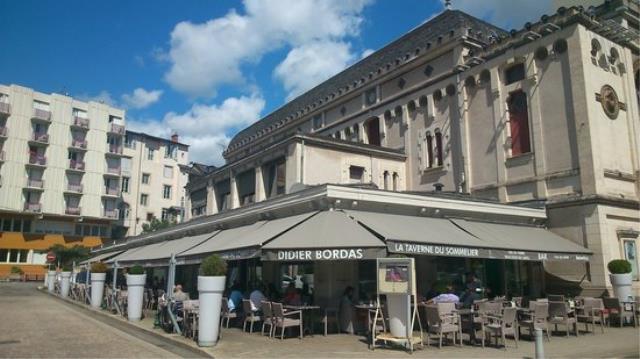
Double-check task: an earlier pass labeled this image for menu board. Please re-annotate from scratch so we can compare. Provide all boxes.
[377,258,415,295]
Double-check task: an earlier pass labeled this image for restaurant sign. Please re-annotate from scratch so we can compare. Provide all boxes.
[262,247,386,261]
[387,241,590,261]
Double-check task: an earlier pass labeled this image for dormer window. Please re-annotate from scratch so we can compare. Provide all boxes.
[505,63,525,85]
[312,113,324,130]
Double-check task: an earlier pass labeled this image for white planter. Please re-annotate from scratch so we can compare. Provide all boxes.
[43,271,48,288]
[610,273,633,301]
[387,293,411,338]
[47,271,56,293]
[90,273,107,308]
[126,274,147,321]
[198,275,226,347]
[60,272,71,298]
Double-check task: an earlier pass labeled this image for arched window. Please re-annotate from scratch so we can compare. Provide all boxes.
[352,124,359,142]
[365,118,380,146]
[383,171,390,190]
[434,130,443,166]
[426,132,434,168]
[392,172,399,191]
[344,127,351,140]
[335,131,342,140]
[507,90,531,156]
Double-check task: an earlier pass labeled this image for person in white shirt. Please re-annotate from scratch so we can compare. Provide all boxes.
[249,284,267,312]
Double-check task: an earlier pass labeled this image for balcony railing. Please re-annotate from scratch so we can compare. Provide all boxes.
[23,202,42,213]
[65,207,81,215]
[105,166,121,176]
[66,183,83,193]
[0,126,7,137]
[72,116,90,129]
[0,102,10,116]
[25,178,44,189]
[103,209,118,219]
[107,144,123,155]
[69,159,85,171]
[31,132,49,143]
[104,187,120,196]
[108,123,125,135]
[71,139,87,149]
[32,109,51,122]
[27,154,47,166]
[191,199,207,208]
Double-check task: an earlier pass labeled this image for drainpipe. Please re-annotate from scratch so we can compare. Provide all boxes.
[300,139,305,184]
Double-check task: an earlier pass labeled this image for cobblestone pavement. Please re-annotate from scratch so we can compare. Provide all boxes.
[0,282,179,358]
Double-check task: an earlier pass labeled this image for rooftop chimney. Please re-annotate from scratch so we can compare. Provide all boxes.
[171,132,179,143]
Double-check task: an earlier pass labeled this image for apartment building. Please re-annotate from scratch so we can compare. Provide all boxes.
[120,131,189,236]
[0,84,126,276]
[178,1,639,296]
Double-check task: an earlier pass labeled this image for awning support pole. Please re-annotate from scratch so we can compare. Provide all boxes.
[85,263,91,305]
[112,261,122,316]
[165,254,181,335]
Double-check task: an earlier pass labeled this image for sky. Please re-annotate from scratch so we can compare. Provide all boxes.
[0,0,554,165]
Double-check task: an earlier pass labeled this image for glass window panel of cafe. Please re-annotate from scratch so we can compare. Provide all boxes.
[280,263,315,304]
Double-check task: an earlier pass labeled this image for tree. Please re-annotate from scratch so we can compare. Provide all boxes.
[47,244,90,270]
[141,218,176,234]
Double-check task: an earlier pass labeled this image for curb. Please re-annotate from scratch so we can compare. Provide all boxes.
[38,287,213,358]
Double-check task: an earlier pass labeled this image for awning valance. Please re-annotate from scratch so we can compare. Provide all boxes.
[80,250,123,265]
[261,210,387,261]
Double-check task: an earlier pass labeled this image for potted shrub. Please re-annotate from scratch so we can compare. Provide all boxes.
[59,264,72,298]
[90,262,108,309]
[198,254,227,347]
[9,266,23,281]
[126,265,146,321]
[608,259,633,301]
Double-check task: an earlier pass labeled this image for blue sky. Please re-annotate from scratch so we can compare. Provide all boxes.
[0,0,552,165]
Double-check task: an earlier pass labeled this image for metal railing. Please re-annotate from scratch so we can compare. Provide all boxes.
[32,108,51,121]
[72,116,90,129]
[28,154,47,166]
[106,166,121,176]
[31,132,49,143]
[108,144,123,155]
[65,207,81,215]
[23,202,42,212]
[69,159,86,171]
[66,183,83,193]
[26,178,44,188]
[103,209,119,219]
[109,123,125,135]
[104,187,120,196]
[71,139,87,149]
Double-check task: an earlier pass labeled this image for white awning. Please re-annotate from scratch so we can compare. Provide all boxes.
[80,250,123,265]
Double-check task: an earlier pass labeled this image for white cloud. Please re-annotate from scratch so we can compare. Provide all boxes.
[447,0,553,30]
[127,94,265,165]
[163,0,372,98]
[77,91,119,108]
[274,41,356,101]
[361,48,375,58]
[121,88,163,109]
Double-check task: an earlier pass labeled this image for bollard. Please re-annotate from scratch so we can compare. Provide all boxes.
[534,327,545,359]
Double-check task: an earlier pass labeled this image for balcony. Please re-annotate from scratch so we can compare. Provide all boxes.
[106,144,124,156]
[68,159,85,172]
[0,126,7,139]
[65,206,81,216]
[65,183,83,194]
[108,123,125,136]
[23,202,42,213]
[103,187,120,197]
[25,178,45,190]
[29,133,50,146]
[0,102,10,117]
[104,166,121,176]
[71,116,90,130]
[27,154,47,167]
[0,150,4,162]
[103,209,119,219]
[70,139,88,150]
[32,109,51,122]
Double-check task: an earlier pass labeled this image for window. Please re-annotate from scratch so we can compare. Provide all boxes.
[162,208,170,221]
[9,250,18,263]
[23,220,31,233]
[165,145,177,159]
[12,219,22,232]
[392,172,399,191]
[349,166,365,183]
[334,132,342,140]
[142,173,150,184]
[507,90,531,156]
[505,63,525,85]
[0,249,8,262]
[434,131,443,166]
[121,177,130,193]
[383,171,390,190]
[146,213,154,221]
[75,224,82,236]
[163,185,172,199]
[147,147,154,160]
[121,158,132,173]
[352,124,359,142]
[312,114,324,130]
[140,194,148,206]
[623,240,639,281]
[364,88,377,106]
[18,250,28,263]
[2,219,11,232]
[163,166,173,179]
[426,132,434,168]
[124,134,136,149]
[365,118,381,146]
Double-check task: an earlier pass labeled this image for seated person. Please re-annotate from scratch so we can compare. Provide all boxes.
[283,282,301,306]
[249,284,266,311]
[228,284,244,312]
[172,284,189,302]
[425,284,460,304]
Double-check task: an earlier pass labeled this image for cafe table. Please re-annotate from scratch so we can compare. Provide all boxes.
[354,304,377,335]
[284,305,321,335]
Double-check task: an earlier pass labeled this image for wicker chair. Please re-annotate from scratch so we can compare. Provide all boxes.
[220,297,237,328]
[271,302,303,339]
[484,307,519,349]
[548,301,578,337]
[242,299,261,333]
[518,302,550,341]
[603,297,637,328]
[577,297,606,333]
[261,301,275,337]
[425,304,462,348]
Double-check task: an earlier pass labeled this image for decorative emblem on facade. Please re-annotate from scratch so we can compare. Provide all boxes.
[596,85,626,119]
